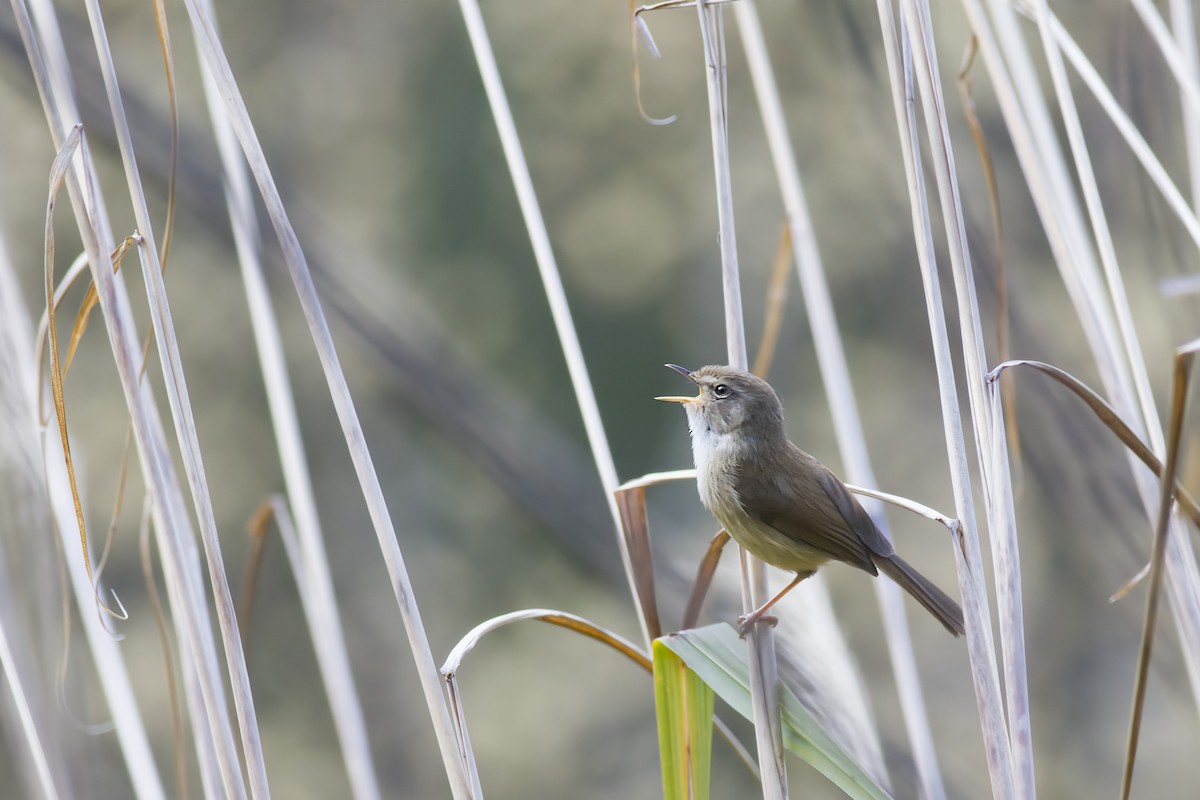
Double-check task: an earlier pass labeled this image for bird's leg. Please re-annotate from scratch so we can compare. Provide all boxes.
[737,571,814,638]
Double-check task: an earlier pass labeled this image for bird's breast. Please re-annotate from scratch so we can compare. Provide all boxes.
[689,426,743,518]
[689,426,833,574]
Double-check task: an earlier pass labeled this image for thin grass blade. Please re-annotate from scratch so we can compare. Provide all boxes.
[1121,341,1199,799]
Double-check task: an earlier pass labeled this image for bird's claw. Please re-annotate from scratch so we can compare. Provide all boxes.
[737,613,779,638]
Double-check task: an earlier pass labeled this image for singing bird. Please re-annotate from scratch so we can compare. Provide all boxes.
[658,364,964,637]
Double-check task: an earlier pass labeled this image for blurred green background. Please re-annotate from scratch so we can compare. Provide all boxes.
[2,0,1200,797]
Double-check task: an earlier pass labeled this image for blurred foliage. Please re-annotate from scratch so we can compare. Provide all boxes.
[2,0,1200,796]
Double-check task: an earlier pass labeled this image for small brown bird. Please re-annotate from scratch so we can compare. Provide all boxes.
[657,364,964,638]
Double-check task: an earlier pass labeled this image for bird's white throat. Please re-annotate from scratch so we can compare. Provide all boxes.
[683,404,743,512]
[683,405,721,468]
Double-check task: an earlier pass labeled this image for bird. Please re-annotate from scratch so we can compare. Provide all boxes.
[657,363,964,638]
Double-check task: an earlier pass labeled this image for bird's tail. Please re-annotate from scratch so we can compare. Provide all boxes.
[875,554,965,636]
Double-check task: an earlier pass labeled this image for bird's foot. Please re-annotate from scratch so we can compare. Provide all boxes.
[737,612,779,639]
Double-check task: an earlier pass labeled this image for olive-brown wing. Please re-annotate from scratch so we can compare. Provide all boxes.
[734,444,885,574]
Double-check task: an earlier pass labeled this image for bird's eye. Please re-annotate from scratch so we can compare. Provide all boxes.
[713,384,731,398]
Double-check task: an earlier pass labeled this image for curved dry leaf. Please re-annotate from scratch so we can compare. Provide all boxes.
[42,126,125,621]
[63,235,140,379]
[615,486,664,640]
[630,3,679,125]
[987,360,1200,526]
[442,609,651,678]
[440,608,759,783]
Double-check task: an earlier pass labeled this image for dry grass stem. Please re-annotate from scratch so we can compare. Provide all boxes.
[174,0,475,791]
[682,530,732,630]
[738,1,942,790]
[875,3,1015,796]
[1168,0,1200,207]
[455,0,644,659]
[958,36,1021,483]
[692,2,785,793]
[139,500,188,800]
[6,0,1200,794]
[79,0,271,786]
[190,21,381,794]
[750,223,792,381]
[1120,342,1200,798]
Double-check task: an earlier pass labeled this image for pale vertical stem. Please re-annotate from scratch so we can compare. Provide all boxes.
[193,7,382,796]
[14,0,246,793]
[911,1,1035,792]
[977,0,1200,731]
[1046,10,1200,712]
[733,2,940,795]
[453,0,644,650]
[45,442,165,800]
[0,284,62,800]
[1170,0,1200,208]
[875,1,1017,797]
[0,606,58,800]
[693,3,746,369]
[984,377,1027,794]
[0,236,72,800]
[1036,0,1166,460]
[694,3,786,797]
[1026,6,1194,755]
[167,551,225,800]
[1029,0,1158,446]
[971,0,1134,417]
[969,22,1200,698]
[985,0,1109,289]
[1121,344,1198,798]
[1114,5,1200,251]
[76,1,270,792]
[176,1,473,794]
[899,0,1031,793]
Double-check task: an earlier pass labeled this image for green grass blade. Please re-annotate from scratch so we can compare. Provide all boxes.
[653,640,714,800]
[659,625,892,800]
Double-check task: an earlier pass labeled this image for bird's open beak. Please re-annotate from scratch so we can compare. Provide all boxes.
[655,363,700,404]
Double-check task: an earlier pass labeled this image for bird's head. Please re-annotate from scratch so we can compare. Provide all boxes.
[655,364,784,439]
